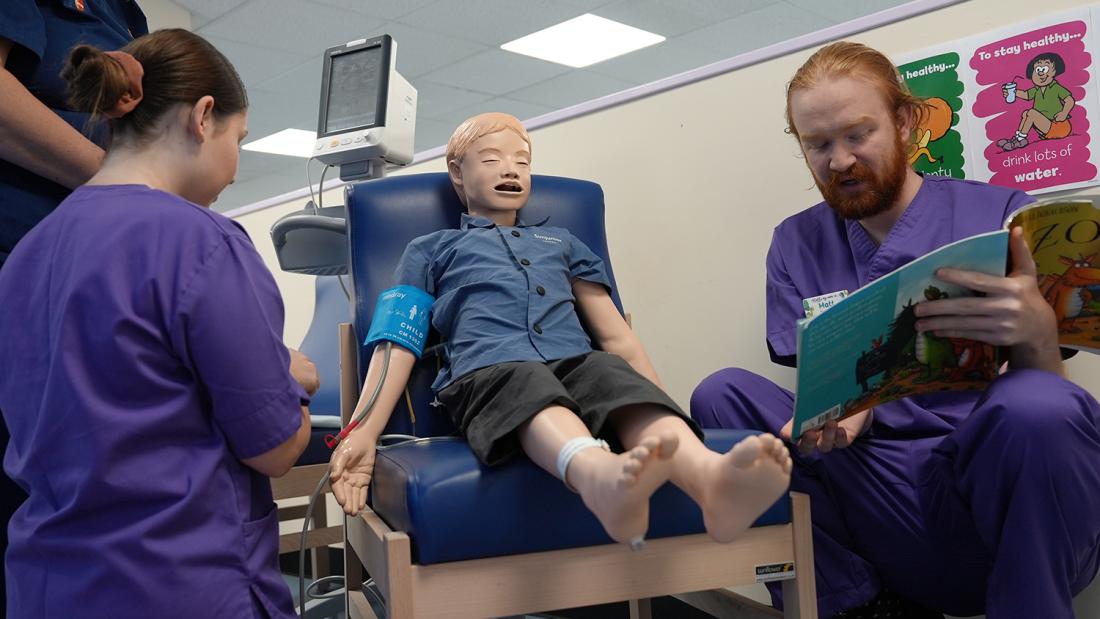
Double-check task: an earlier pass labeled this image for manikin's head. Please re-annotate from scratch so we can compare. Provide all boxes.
[1027,53,1064,87]
[785,41,925,220]
[446,113,532,221]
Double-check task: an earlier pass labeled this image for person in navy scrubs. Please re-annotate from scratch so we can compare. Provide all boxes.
[0,2,147,611]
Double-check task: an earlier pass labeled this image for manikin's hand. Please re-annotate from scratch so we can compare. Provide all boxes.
[781,409,872,456]
[288,349,320,396]
[914,226,1063,375]
[329,430,377,516]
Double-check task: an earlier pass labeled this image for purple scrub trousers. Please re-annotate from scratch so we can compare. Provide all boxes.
[692,367,1100,618]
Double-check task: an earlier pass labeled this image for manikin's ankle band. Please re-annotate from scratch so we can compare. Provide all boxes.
[556,437,610,491]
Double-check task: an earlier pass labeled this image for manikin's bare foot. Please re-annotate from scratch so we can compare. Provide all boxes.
[568,434,679,547]
[697,434,792,543]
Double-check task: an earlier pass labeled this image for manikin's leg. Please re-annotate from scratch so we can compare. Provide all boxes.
[517,405,679,545]
[610,403,793,543]
[691,368,883,615]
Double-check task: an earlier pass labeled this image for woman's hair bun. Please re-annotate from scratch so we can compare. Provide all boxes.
[61,44,131,117]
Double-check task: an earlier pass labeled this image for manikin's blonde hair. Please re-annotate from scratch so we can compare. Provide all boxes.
[785,41,928,141]
[446,113,531,206]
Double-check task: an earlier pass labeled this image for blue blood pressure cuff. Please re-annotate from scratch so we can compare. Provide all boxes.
[364,285,435,357]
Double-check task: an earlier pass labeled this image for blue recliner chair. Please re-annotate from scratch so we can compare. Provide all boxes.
[339,173,817,619]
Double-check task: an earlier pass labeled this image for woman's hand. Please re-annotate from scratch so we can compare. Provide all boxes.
[329,431,377,516]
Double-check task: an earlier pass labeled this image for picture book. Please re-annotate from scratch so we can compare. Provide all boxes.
[791,196,1100,439]
[1007,198,1100,353]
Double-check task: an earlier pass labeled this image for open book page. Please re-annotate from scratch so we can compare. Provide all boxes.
[1008,198,1100,353]
[792,231,1008,439]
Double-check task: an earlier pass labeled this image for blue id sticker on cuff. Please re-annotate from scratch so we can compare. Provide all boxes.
[364,285,435,357]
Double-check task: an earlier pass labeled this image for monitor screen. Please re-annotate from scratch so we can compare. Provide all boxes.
[324,45,383,134]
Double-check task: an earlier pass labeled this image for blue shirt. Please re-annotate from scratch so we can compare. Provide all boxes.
[0,0,148,266]
[394,213,612,390]
[767,175,1033,436]
[0,184,304,618]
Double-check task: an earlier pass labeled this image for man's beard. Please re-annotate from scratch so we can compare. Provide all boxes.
[817,135,909,220]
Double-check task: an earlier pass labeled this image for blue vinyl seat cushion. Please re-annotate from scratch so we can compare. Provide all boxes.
[370,428,792,565]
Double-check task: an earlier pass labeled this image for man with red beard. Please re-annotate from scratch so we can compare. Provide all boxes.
[691,41,1100,619]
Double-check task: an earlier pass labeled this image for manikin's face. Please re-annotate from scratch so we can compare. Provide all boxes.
[789,75,911,220]
[191,110,248,207]
[1031,59,1057,86]
[449,129,531,218]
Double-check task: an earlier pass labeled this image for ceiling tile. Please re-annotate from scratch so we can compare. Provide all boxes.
[507,70,636,110]
[680,3,831,58]
[784,0,911,25]
[371,22,490,78]
[438,97,556,126]
[412,80,495,120]
[421,48,571,96]
[197,0,385,56]
[586,37,718,84]
[309,0,441,20]
[396,0,585,45]
[594,0,778,38]
[171,0,248,22]
[204,37,313,88]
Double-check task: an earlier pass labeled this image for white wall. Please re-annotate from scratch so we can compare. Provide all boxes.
[237,0,1100,613]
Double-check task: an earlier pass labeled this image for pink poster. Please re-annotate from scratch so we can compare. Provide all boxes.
[970,20,1098,192]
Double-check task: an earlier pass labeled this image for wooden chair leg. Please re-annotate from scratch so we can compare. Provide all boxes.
[781,493,817,619]
[628,598,652,619]
[312,497,331,578]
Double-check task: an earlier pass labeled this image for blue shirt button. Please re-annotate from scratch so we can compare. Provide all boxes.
[511,230,521,237]
[533,324,543,334]
[536,286,546,295]
[520,258,531,266]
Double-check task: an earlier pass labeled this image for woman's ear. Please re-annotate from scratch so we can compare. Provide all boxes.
[187,95,217,142]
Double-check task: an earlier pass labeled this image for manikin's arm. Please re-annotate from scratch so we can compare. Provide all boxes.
[329,344,418,515]
[0,38,105,189]
[572,279,663,388]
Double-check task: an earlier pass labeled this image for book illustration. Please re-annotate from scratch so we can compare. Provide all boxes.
[1010,197,1100,351]
[793,197,1100,438]
[793,232,1008,438]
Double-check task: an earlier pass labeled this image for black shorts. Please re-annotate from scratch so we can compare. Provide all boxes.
[437,351,701,465]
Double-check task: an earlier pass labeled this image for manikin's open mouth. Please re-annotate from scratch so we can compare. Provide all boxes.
[495,181,523,193]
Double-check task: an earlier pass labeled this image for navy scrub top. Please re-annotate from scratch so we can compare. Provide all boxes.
[0,0,148,265]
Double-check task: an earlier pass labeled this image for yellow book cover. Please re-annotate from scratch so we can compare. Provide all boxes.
[1007,198,1100,353]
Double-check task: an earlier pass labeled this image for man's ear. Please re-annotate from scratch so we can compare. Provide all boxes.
[897,106,918,143]
[447,158,464,191]
[188,95,217,143]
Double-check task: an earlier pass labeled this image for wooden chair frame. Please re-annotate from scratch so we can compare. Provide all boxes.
[336,323,818,619]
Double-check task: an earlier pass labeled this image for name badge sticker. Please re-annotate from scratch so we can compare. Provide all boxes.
[802,290,848,319]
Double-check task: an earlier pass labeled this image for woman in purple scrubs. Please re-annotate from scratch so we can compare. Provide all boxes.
[0,29,315,618]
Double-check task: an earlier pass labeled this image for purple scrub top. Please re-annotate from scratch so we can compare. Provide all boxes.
[0,185,305,618]
[766,175,1033,434]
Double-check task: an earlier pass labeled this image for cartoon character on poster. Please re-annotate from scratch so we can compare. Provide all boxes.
[970,20,1097,192]
[898,52,966,179]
